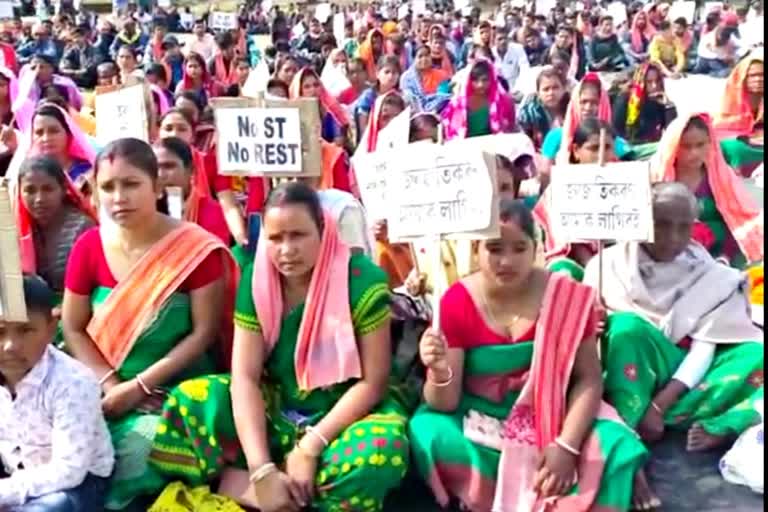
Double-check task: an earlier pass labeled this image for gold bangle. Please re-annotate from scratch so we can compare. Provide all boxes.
[248,463,277,484]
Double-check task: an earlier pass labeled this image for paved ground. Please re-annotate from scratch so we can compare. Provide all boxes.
[384,433,763,511]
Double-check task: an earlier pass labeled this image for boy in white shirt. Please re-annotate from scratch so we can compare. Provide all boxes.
[0,275,114,511]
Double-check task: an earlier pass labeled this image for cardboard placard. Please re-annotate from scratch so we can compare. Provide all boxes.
[94,84,149,145]
[265,97,322,177]
[333,12,346,45]
[210,11,238,31]
[387,144,499,241]
[315,2,332,23]
[549,162,654,243]
[214,102,303,176]
[0,185,26,322]
[607,1,628,27]
[166,186,183,220]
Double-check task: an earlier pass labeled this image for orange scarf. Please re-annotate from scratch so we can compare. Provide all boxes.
[359,29,385,80]
[714,50,764,136]
[16,173,96,274]
[86,222,237,369]
[253,211,361,391]
[319,141,345,190]
[494,273,628,511]
[653,112,764,263]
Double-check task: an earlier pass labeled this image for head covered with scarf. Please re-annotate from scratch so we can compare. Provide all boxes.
[289,66,350,128]
[442,59,514,140]
[555,73,612,164]
[714,49,764,136]
[652,112,764,262]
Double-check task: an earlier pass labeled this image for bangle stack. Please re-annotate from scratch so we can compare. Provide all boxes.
[248,463,278,484]
[428,367,454,387]
[553,437,581,457]
[135,374,153,396]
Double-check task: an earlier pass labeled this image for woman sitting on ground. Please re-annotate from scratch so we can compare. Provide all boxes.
[612,62,677,145]
[516,66,569,150]
[16,156,96,297]
[409,199,648,512]
[652,112,764,267]
[149,182,410,512]
[590,183,763,502]
[62,138,236,511]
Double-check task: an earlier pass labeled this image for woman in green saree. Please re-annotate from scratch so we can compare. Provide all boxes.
[586,182,764,455]
[149,182,409,512]
[62,138,236,510]
[410,199,648,512]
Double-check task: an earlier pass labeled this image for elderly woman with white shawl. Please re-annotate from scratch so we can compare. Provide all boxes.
[587,182,764,457]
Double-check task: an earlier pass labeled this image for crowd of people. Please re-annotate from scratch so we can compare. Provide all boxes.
[0,0,764,511]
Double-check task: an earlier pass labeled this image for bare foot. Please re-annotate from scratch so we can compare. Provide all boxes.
[686,423,730,452]
[632,468,662,511]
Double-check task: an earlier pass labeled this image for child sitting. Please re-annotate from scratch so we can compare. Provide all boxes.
[0,275,114,511]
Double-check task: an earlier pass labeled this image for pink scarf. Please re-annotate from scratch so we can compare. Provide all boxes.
[555,73,612,165]
[652,112,764,263]
[252,210,361,391]
[442,59,514,140]
[493,273,627,511]
[630,13,656,54]
[363,90,403,152]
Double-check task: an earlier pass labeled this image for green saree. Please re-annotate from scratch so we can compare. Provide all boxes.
[409,283,646,511]
[602,312,764,436]
[97,287,218,511]
[150,254,410,512]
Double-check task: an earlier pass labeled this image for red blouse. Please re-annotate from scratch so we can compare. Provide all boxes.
[197,196,230,245]
[65,227,224,295]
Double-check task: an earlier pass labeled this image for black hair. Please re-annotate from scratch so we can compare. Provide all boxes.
[684,115,711,135]
[161,107,196,128]
[265,182,324,234]
[146,63,168,83]
[377,55,401,74]
[381,93,406,112]
[155,136,194,172]
[537,65,566,90]
[408,113,440,143]
[19,156,67,189]
[266,78,289,96]
[23,274,55,317]
[599,15,614,24]
[31,53,56,67]
[469,60,493,81]
[174,91,204,116]
[33,104,71,136]
[347,57,365,71]
[215,31,235,50]
[498,199,536,241]
[573,118,614,146]
[673,17,688,28]
[116,45,138,59]
[659,20,671,31]
[95,138,158,180]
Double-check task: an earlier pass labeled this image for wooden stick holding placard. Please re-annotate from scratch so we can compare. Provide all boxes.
[0,182,27,322]
[596,128,607,301]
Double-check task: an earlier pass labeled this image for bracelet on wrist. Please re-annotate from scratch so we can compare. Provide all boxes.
[428,367,454,387]
[306,426,330,448]
[135,374,153,396]
[248,462,278,484]
[650,401,664,415]
[553,437,581,457]
[98,369,116,386]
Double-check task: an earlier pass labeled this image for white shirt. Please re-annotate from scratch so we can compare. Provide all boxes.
[186,34,217,62]
[0,347,114,507]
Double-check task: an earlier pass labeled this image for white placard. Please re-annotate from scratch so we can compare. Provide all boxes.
[412,0,427,16]
[701,2,724,20]
[0,185,26,322]
[536,0,556,16]
[321,62,351,96]
[242,57,271,96]
[376,107,410,151]
[550,162,654,243]
[94,84,148,145]
[397,4,409,19]
[215,107,303,175]
[210,11,237,31]
[607,1,628,27]
[158,0,171,8]
[388,144,498,240]
[166,186,183,220]
[669,1,696,23]
[513,65,543,96]
[0,0,14,18]
[315,2,332,23]
[333,13,346,46]
[351,150,389,222]
[454,0,470,11]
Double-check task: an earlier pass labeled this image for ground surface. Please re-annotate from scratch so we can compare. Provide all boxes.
[384,433,763,511]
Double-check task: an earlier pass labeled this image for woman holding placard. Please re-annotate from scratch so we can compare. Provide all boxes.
[409,199,647,512]
[62,138,237,510]
[154,136,229,244]
[149,182,409,512]
[651,112,763,267]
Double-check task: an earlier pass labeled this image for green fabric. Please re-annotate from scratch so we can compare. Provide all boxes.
[409,342,646,511]
[97,287,217,511]
[150,254,409,512]
[720,137,764,169]
[602,312,764,436]
[229,244,253,270]
[546,257,585,282]
[467,105,492,137]
[698,194,746,268]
